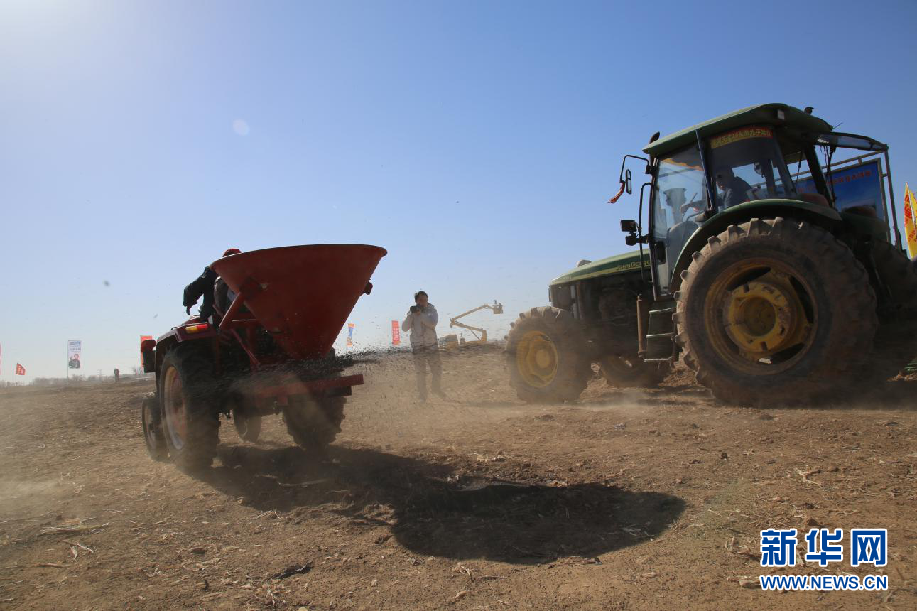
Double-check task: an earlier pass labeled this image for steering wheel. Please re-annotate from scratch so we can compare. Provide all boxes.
[680,200,706,221]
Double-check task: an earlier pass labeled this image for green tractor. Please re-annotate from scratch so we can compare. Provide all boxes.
[507,103,917,405]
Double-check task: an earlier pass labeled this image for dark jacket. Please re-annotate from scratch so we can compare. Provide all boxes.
[721,176,754,208]
[183,267,218,320]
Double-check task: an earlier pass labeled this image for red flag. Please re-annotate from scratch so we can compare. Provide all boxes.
[391,320,401,346]
[607,181,626,204]
[15,363,26,376]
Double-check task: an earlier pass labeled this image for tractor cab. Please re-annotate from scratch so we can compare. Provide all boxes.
[649,124,801,294]
[619,104,900,300]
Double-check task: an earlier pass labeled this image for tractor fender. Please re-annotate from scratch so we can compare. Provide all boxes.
[669,199,843,291]
[152,333,179,378]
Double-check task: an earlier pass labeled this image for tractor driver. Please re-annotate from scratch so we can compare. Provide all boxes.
[715,168,754,209]
[183,248,242,321]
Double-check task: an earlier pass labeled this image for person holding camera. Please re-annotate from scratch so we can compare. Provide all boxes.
[402,290,445,402]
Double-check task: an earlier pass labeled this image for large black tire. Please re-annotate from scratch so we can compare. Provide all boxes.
[283,395,345,450]
[599,355,670,388]
[159,344,221,470]
[868,240,917,379]
[140,392,168,461]
[675,218,877,406]
[505,306,591,403]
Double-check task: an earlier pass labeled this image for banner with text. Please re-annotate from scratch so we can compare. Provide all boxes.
[796,159,886,221]
[68,340,82,369]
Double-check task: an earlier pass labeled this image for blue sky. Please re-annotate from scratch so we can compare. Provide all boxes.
[1,0,916,381]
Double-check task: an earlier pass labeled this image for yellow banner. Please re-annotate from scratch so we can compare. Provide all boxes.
[904,183,917,259]
[709,126,773,149]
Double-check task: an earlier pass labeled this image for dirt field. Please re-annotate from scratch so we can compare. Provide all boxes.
[1,348,916,610]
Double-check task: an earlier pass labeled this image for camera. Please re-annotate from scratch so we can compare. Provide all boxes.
[410,305,420,314]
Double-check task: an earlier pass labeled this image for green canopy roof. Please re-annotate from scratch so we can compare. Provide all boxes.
[643,103,832,158]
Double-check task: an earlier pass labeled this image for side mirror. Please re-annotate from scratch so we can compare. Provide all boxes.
[625,169,632,195]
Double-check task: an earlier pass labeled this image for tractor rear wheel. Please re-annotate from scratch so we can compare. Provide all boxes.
[506,306,591,403]
[676,218,877,406]
[141,392,168,461]
[159,345,221,470]
[872,240,917,322]
[868,240,917,379]
[599,355,670,388]
[283,395,346,450]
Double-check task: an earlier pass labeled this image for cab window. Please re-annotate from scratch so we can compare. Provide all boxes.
[651,145,707,294]
[707,126,795,208]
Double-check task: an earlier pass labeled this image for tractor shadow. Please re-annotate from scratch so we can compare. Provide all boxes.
[195,444,685,564]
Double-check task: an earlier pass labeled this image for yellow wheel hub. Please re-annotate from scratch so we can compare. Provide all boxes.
[515,330,559,387]
[721,271,810,359]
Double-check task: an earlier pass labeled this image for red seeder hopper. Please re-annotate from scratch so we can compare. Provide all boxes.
[212,244,386,360]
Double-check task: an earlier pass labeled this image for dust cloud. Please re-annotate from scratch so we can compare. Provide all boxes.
[1,348,916,610]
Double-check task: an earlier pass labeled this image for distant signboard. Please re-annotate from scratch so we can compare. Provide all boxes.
[68,340,82,369]
[796,159,886,221]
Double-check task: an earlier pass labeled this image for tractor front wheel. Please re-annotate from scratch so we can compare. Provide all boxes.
[283,395,346,451]
[141,392,168,461]
[676,218,877,406]
[506,306,591,403]
[231,398,262,443]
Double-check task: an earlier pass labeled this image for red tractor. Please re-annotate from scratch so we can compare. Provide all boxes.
[139,244,386,470]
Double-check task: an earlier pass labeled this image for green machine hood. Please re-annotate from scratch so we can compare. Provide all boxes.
[550,251,650,287]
